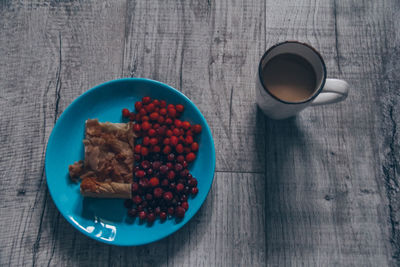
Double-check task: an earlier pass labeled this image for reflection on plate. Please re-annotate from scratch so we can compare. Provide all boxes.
[45,78,215,246]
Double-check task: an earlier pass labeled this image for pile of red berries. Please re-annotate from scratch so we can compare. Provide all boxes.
[122,96,201,223]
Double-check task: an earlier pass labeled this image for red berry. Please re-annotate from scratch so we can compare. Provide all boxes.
[173,128,180,136]
[145,103,155,113]
[163,138,170,145]
[185,135,193,145]
[181,202,189,210]
[163,145,172,155]
[141,147,149,156]
[150,112,159,121]
[167,104,175,109]
[167,170,176,180]
[132,182,139,192]
[149,177,159,187]
[148,128,156,137]
[193,124,202,134]
[133,195,142,204]
[141,121,151,131]
[141,115,149,121]
[135,170,146,178]
[191,142,199,151]
[176,144,184,154]
[165,118,173,125]
[167,207,174,215]
[167,153,175,162]
[159,212,167,220]
[161,179,169,187]
[186,130,193,136]
[139,108,147,116]
[191,187,199,195]
[139,178,149,188]
[154,207,161,215]
[147,213,156,223]
[150,137,158,145]
[152,161,162,170]
[176,183,184,192]
[177,155,185,163]
[173,163,182,172]
[142,96,151,104]
[140,160,150,169]
[179,169,189,178]
[135,101,142,110]
[175,206,185,218]
[134,154,141,161]
[160,165,169,174]
[122,108,130,117]
[176,104,184,113]
[174,119,182,128]
[170,136,179,146]
[186,152,196,162]
[146,168,153,175]
[157,116,165,124]
[134,144,142,154]
[138,211,147,220]
[153,99,160,106]
[143,136,150,146]
[133,123,141,132]
[163,191,173,201]
[182,121,190,130]
[168,108,177,117]
[188,178,198,187]
[183,147,191,154]
[152,145,161,153]
[153,187,163,198]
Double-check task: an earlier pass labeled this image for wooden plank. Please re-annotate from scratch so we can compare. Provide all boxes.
[264,0,396,265]
[122,0,266,173]
[106,172,265,267]
[1,0,399,266]
[375,0,400,264]
[0,1,126,266]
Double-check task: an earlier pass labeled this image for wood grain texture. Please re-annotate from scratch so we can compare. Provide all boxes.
[264,0,398,265]
[0,0,399,266]
[122,0,266,173]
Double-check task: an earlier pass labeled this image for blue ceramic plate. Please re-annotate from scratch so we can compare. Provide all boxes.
[45,78,215,246]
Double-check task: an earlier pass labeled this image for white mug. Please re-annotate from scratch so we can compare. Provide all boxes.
[256,41,349,120]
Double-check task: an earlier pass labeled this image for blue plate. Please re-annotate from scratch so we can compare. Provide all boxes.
[45,78,216,246]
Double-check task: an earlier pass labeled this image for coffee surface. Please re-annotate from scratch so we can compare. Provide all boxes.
[262,53,316,102]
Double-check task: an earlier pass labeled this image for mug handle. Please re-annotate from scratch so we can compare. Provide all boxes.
[311,79,349,106]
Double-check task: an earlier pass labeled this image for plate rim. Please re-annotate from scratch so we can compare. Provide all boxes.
[45,77,216,246]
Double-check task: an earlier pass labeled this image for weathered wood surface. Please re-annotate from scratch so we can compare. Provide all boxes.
[0,0,399,266]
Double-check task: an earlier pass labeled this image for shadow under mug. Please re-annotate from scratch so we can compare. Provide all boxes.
[256,41,349,120]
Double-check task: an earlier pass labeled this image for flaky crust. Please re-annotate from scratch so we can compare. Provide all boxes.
[80,177,132,199]
[68,119,135,199]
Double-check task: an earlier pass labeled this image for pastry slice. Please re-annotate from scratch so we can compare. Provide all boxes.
[68,119,135,199]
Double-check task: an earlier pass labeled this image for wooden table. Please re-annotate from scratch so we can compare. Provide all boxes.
[1,0,399,266]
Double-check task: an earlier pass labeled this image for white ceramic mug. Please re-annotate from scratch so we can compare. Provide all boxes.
[256,41,349,120]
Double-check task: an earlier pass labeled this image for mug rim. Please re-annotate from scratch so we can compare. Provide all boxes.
[258,41,327,105]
